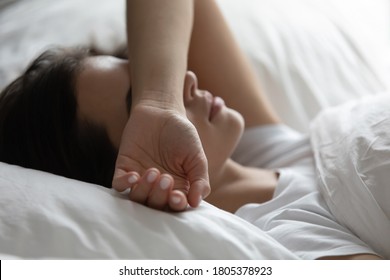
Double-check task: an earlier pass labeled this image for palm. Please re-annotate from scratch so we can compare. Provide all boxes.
[112,105,209,207]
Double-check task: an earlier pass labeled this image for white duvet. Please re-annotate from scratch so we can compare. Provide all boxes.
[310,94,390,259]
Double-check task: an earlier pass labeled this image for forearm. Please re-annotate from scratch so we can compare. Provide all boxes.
[189,0,279,127]
[127,0,194,109]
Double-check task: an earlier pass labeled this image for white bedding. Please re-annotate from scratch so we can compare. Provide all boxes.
[219,0,390,132]
[0,161,296,259]
[1,0,390,259]
[310,94,390,259]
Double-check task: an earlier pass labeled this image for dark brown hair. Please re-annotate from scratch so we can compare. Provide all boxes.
[0,47,118,187]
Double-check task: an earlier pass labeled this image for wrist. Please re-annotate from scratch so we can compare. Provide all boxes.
[132,92,186,115]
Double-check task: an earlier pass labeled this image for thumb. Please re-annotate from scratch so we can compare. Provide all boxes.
[186,155,211,208]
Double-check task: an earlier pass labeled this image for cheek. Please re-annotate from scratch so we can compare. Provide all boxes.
[103,99,129,149]
[190,109,244,168]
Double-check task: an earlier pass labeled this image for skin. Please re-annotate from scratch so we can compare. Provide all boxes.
[113,0,280,213]
[76,55,258,212]
[76,0,382,259]
[114,0,211,211]
[76,56,381,260]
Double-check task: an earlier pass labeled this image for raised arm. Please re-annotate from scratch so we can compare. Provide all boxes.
[127,0,192,109]
[112,0,210,211]
[189,0,280,127]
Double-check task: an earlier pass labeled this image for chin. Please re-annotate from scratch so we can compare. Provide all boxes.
[208,108,245,170]
[226,108,245,154]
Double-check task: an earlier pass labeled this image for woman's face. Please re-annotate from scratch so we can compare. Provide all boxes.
[76,55,244,173]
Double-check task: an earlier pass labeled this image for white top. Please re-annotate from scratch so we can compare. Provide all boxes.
[232,125,377,259]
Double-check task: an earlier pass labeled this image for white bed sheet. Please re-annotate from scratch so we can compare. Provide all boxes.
[310,94,390,259]
[1,0,390,259]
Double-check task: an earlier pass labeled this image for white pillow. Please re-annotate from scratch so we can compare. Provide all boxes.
[310,94,390,259]
[0,0,126,88]
[0,162,296,259]
[0,0,20,10]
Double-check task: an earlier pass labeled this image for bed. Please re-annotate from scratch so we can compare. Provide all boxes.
[1,0,390,259]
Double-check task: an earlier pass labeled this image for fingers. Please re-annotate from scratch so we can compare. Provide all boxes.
[146,175,171,210]
[187,178,211,208]
[147,176,187,211]
[186,154,211,208]
[129,168,159,203]
[168,190,188,211]
[122,168,189,212]
[112,169,140,192]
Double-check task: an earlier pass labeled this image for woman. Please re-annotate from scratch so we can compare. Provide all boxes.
[0,1,382,259]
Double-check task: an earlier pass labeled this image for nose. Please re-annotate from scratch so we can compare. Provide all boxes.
[183,71,198,106]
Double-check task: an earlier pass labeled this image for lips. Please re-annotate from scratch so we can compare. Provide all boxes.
[209,96,225,121]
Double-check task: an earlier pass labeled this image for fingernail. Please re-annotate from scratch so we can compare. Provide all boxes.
[159,177,171,190]
[197,195,202,206]
[119,189,131,195]
[202,187,210,199]
[128,175,138,184]
[171,196,181,205]
[147,171,158,183]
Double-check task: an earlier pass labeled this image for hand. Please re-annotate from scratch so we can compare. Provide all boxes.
[123,167,188,211]
[112,103,210,211]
